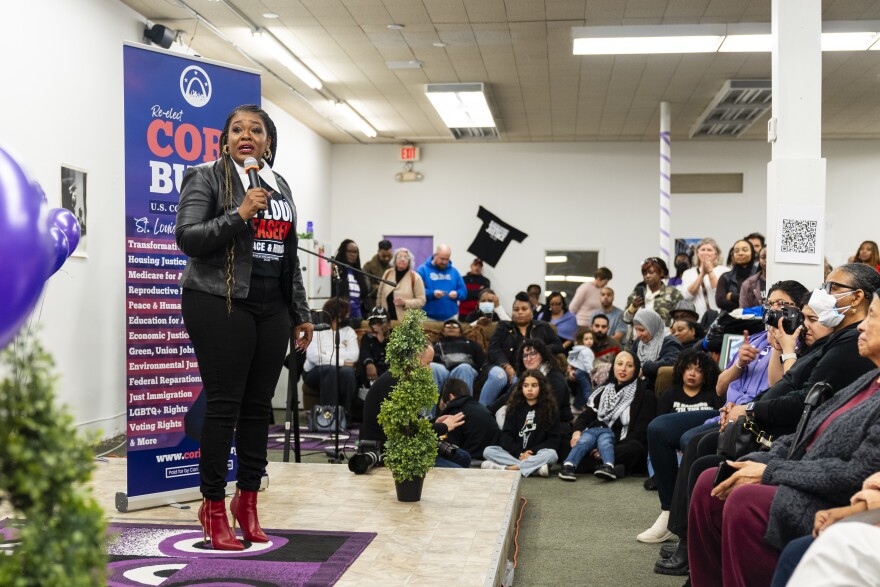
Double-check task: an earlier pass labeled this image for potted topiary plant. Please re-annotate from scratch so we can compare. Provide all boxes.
[0,336,106,585]
[377,309,438,502]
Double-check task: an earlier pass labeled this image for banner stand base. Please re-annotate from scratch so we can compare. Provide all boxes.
[116,475,269,513]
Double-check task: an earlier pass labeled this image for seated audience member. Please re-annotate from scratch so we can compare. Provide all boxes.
[482,292,563,407]
[688,289,880,587]
[359,307,391,387]
[679,238,729,321]
[670,300,700,324]
[774,470,880,587]
[629,308,684,393]
[538,291,578,350]
[489,339,572,432]
[481,369,560,477]
[464,287,510,325]
[569,267,613,327]
[638,281,808,550]
[303,298,359,413]
[527,283,544,319]
[848,239,880,271]
[418,244,467,322]
[438,378,500,461]
[670,318,701,347]
[624,257,683,328]
[567,329,595,413]
[459,257,491,321]
[557,351,656,482]
[594,287,628,343]
[668,252,691,287]
[656,349,723,417]
[591,314,624,365]
[740,246,767,308]
[430,319,485,393]
[375,247,426,321]
[362,239,393,309]
[649,272,877,575]
[360,344,470,468]
[716,239,758,312]
[331,239,372,327]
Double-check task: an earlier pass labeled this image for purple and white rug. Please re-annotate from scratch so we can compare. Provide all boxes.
[1,519,375,587]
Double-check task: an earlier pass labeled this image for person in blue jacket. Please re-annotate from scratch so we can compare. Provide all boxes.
[417,244,467,321]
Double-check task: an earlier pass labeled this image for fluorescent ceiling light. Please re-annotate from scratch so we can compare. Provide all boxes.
[334,102,377,138]
[544,276,566,282]
[821,32,880,51]
[719,34,772,52]
[545,255,568,263]
[257,33,323,90]
[425,83,496,128]
[573,21,880,55]
[565,276,592,283]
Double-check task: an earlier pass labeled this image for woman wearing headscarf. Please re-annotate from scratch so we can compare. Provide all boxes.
[629,308,684,393]
[558,351,657,481]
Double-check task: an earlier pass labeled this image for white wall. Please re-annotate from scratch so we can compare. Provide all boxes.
[329,140,880,308]
[0,0,332,438]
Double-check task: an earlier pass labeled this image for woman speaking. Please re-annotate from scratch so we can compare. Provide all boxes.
[176,104,313,550]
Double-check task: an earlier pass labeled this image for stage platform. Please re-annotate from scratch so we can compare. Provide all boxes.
[81,459,521,586]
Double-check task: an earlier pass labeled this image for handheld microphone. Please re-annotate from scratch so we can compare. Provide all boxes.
[243,156,263,219]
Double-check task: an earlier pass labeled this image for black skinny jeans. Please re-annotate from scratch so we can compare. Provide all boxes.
[667,429,723,537]
[182,277,290,500]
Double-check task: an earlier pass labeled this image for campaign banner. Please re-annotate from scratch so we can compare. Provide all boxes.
[122,43,260,501]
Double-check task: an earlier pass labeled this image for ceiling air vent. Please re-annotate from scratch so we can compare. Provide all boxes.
[689,79,771,138]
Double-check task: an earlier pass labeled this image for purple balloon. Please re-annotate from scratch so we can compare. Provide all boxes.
[48,207,81,254]
[48,226,70,277]
[0,145,52,348]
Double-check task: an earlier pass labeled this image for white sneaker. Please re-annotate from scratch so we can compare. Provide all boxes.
[481,460,507,471]
[637,510,675,543]
[537,464,549,477]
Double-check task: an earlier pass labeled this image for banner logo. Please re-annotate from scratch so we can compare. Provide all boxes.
[179,66,212,107]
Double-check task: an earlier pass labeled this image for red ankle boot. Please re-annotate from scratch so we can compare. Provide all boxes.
[229,488,269,543]
[198,498,244,550]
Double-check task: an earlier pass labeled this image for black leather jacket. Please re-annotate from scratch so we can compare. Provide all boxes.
[175,159,310,325]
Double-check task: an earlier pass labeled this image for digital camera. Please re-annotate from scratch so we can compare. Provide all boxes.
[763,306,804,335]
[348,439,384,475]
[437,440,459,459]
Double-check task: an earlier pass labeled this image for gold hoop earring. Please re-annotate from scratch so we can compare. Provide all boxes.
[263,148,272,161]
[222,144,229,155]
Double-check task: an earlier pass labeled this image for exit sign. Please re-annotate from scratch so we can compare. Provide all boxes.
[400,146,420,161]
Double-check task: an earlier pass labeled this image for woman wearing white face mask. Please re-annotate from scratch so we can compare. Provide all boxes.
[463,287,510,326]
[724,263,880,437]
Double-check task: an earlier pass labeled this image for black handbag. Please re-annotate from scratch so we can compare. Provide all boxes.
[437,343,475,370]
[717,415,773,460]
[307,405,347,433]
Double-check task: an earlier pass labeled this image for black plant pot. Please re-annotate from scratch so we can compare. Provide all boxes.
[394,476,425,502]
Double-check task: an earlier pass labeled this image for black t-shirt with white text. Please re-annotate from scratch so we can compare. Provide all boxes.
[250,190,292,278]
[467,206,528,267]
[657,384,724,416]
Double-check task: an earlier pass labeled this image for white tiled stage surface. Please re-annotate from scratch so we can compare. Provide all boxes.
[83,459,521,586]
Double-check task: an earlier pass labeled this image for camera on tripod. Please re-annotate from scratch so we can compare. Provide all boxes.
[348,439,384,475]
[763,305,804,335]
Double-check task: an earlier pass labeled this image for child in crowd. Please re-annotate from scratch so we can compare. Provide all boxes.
[567,329,595,414]
[558,351,654,482]
[656,348,723,416]
[482,369,560,477]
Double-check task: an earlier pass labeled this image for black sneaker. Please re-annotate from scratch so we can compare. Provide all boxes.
[644,476,658,490]
[594,463,618,481]
[558,465,577,481]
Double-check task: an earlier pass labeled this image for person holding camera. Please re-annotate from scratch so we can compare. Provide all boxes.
[358,307,391,388]
[360,344,471,469]
[438,378,500,463]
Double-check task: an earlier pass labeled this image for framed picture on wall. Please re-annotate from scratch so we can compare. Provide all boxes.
[61,164,87,257]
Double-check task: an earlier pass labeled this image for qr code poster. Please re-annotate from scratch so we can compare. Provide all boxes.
[775,206,823,265]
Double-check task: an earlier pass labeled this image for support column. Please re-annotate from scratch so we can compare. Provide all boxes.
[765,0,826,288]
[659,101,671,264]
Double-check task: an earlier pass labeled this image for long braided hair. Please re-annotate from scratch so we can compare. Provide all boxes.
[217,104,278,313]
